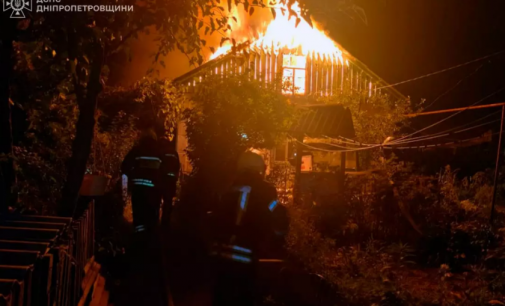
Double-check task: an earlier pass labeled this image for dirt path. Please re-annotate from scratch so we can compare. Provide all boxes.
[164,227,215,306]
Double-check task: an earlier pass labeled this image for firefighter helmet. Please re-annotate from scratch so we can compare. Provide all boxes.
[139,127,157,141]
[237,151,266,175]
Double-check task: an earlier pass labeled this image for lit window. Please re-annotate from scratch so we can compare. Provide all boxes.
[283,55,306,68]
[282,69,294,94]
[282,55,306,95]
[294,69,306,94]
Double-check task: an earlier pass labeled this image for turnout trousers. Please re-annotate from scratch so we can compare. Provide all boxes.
[130,185,162,232]
[212,257,257,306]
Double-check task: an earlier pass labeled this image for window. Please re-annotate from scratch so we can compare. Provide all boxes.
[282,55,306,95]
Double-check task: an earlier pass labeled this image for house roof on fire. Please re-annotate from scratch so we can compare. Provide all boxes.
[173,47,406,102]
[173,50,405,102]
[291,104,355,139]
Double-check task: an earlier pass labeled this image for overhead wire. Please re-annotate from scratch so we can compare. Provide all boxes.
[321,118,499,149]
[289,135,382,153]
[383,119,500,146]
[383,131,498,150]
[292,131,496,153]
[387,110,501,144]
[377,50,505,90]
[423,63,485,111]
[388,86,505,144]
[323,109,501,147]
[321,135,373,147]
[292,87,505,153]
[383,114,501,146]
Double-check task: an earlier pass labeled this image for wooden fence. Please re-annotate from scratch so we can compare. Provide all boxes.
[0,201,96,306]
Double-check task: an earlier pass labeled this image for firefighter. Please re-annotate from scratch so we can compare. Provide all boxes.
[209,151,290,306]
[157,137,180,231]
[119,127,172,306]
[121,127,163,235]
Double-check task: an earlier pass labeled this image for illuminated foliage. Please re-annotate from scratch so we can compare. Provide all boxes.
[318,86,413,168]
[184,73,297,192]
[286,161,505,305]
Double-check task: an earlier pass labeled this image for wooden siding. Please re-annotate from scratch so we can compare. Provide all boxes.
[173,46,405,101]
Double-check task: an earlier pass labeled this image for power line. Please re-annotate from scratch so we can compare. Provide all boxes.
[331,135,376,146]
[326,109,501,147]
[321,135,374,147]
[323,104,502,147]
[405,101,505,118]
[390,86,505,144]
[297,93,505,152]
[321,114,500,149]
[423,63,485,111]
[383,132,496,150]
[377,50,505,90]
[452,118,501,134]
[390,110,501,144]
[293,130,495,153]
[290,136,382,153]
[385,118,500,146]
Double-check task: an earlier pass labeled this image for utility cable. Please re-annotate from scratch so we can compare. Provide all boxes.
[292,131,495,153]
[323,109,501,147]
[385,114,501,145]
[388,86,505,144]
[322,115,499,149]
[289,135,382,153]
[378,50,505,89]
[383,118,500,146]
[298,94,505,152]
[423,63,485,111]
[383,131,498,150]
[387,110,501,144]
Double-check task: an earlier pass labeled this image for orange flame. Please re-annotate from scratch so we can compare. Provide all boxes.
[209,1,344,64]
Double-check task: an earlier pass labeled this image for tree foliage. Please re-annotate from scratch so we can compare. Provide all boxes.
[91,77,185,173]
[318,87,413,168]
[286,160,505,305]
[184,74,297,192]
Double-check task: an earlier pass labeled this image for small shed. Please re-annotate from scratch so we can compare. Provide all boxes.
[273,103,357,172]
[280,104,357,201]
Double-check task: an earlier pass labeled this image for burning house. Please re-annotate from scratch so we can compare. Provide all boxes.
[173,1,405,182]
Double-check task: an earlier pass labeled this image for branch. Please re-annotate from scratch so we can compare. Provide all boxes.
[107,28,141,58]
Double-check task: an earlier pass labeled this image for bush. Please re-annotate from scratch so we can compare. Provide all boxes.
[182,74,297,214]
[284,159,505,305]
[266,161,295,205]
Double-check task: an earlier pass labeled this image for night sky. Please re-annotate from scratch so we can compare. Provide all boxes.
[321,0,505,172]
[326,0,505,110]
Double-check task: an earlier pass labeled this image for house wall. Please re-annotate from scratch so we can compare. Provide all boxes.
[272,140,357,172]
[173,48,401,175]
[310,150,357,171]
[175,47,405,102]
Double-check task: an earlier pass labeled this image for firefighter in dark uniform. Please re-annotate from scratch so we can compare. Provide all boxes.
[209,151,290,306]
[157,137,180,231]
[121,127,163,234]
[119,126,172,306]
